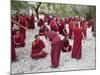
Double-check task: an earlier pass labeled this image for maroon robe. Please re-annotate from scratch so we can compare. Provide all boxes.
[72,27,83,59]
[26,16,31,29]
[45,31,63,68]
[30,16,35,29]
[59,20,65,34]
[11,22,16,61]
[80,21,87,38]
[14,33,25,47]
[50,20,58,32]
[69,20,74,39]
[62,38,72,52]
[38,19,44,27]
[31,39,47,59]
[39,26,49,36]
[18,16,27,39]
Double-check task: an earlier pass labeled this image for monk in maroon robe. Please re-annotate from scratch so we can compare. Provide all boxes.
[18,14,27,40]
[39,25,49,36]
[43,31,63,68]
[38,18,44,27]
[59,19,65,34]
[69,20,74,39]
[11,20,16,61]
[50,18,58,32]
[80,21,87,38]
[31,35,47,59]
[30,14,35,29]
[72,23,85,59]
[26,15,31,29]
[62,36,72,52]
[14,30,25,48]
[11,17,27,61]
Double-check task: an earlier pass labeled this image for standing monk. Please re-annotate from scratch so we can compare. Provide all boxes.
[30,14,35,29]
[38,18,44,27]
[18,14,27,42]
[72,23,85,59]
[69,20,74,39]
[43,31,63,68]
[11,20,16,61]
[50,18,58,32]
[59,19,65,34]
[11,18,26,61]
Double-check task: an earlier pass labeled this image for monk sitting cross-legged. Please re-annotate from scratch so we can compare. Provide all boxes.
[14,30,25,48]
[31,35,47,59]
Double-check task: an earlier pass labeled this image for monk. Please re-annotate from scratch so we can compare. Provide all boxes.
[26,15,31,29]
[39,25,49,36]
[31,35,47,59]
[38,18,44,27]
[14,30,25,48]
[30,14,35,29]
[50,18,58,32]
[11,20,16,61]
[68,20,74,39]
[80,21,87,38]
[72,23,85,59]
[11,17,26,61]
[18,14,27,40]
[43,31,63,68]
[59,19,65,34]
[62,36,72,52]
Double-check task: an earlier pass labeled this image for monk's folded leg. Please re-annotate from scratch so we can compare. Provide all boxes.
[40,51,47,58]
[31,51,47,59]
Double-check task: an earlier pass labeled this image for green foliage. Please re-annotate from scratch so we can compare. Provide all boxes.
[11,0,29,11]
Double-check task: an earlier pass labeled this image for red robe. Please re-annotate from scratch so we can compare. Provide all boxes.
[45,31,63,68]
[14,33,25,47]
[38,19,44,27]
[11,23,16,61]
[62,38,72,52]
[30,16,35,29]
[26,16,31,29]
[50,20,58,32]
[72,27,83,59]
[31,39,47,59]
[59,20,65,34]
[80,22,87,38]
[18,16,27,39]
[39,26,49,35]
[69,20,74,39]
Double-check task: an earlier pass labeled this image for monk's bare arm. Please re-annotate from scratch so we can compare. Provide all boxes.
[12,19,27,30]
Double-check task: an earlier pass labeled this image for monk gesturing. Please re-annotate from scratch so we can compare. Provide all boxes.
[11,17,27,61]
[42,31,63,68]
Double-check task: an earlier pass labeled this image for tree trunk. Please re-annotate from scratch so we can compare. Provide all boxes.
[35,9,39,20]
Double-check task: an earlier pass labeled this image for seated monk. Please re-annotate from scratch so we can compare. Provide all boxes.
[14,30,25,48]
[31,35,47,59]
[62,36,72,52]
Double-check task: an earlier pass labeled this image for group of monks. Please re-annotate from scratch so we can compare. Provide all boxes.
[11,13,94,68]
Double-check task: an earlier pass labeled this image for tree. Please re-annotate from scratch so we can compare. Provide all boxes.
[11,0,29,13]
[30,2,42,19]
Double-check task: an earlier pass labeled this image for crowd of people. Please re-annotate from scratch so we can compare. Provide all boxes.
[11,13,94,68]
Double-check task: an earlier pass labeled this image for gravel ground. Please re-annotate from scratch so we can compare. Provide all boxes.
[11,23,96,74]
